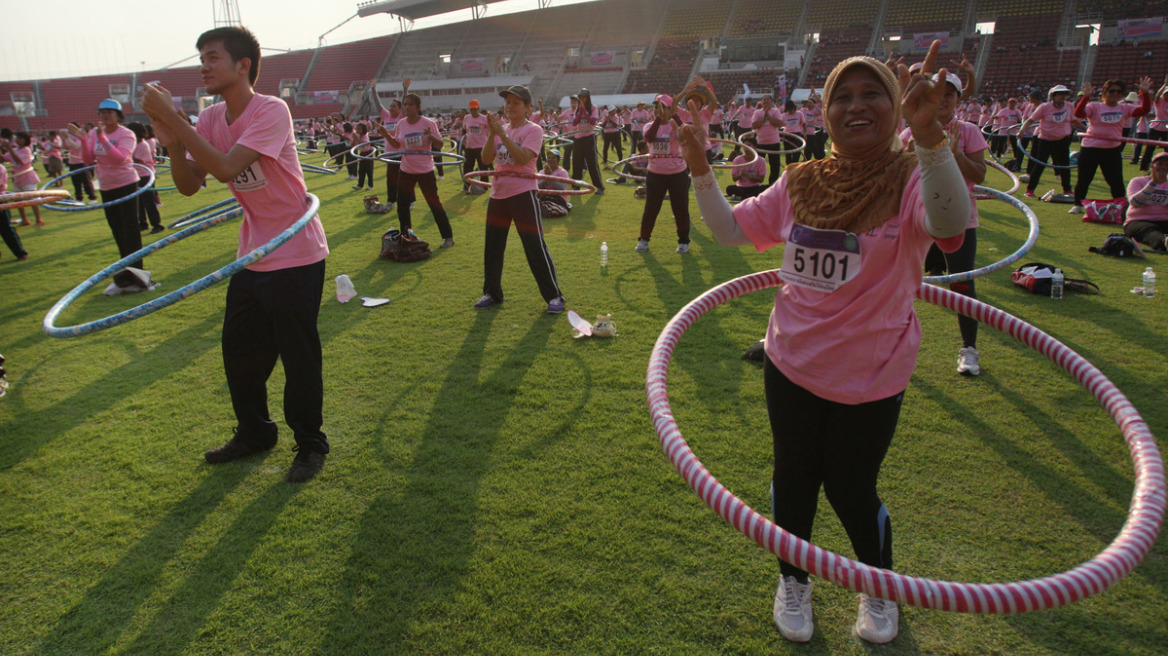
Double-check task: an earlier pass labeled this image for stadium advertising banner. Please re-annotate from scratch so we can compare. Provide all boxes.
[1117,18,1163,39]
[913,31,950,50]
[314,90,340,103]
[460,58,485,73]
[590,51,617,66]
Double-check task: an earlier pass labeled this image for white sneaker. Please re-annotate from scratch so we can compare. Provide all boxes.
[956,346,980,376]
[675,243,689,254]
[1068,204,1084,214]
[634,239,649,253]
[854,594,898,644]
[773,576,813,642]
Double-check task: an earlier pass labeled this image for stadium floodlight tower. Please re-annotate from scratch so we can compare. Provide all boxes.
[212,0,243,27]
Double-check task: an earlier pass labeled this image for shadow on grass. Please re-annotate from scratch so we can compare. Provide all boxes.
[0,312,222,472]
[28,463,262,655]
[311,309,577,653]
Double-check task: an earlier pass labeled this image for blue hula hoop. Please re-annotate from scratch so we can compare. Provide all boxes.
[1014,135,1076,170]
[43,193,320,338]
[38,164,155,211]
[301,163,338,175]
[166,197,239,229]
[922,185,1038,285]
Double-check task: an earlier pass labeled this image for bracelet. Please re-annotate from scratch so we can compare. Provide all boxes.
[692,169,718,192]
[915,136,954,167]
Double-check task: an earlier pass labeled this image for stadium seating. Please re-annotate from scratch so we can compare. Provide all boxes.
[304,36,395,95]
[729,0,802,38]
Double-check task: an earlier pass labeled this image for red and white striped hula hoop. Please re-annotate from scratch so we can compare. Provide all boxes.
[646,270,1165,613]
[1114,134,1168,148]
[0,189,72,211]
[462,169,598,196]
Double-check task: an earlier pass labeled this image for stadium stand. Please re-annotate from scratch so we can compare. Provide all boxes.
[729,0,803,38]
[303,35,395,95]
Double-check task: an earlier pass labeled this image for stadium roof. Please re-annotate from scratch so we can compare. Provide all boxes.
[356,0,509,21]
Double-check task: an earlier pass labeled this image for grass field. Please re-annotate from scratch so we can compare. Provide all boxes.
[1,147,1166,656]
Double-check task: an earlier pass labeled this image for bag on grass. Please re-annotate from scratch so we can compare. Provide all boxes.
[380,228,431,262]
[1088,233,1146,258]
[1011,263,1100,295]
[1082,198,1127,225]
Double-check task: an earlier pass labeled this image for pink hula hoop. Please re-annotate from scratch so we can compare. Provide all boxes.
[0,189,72,211]
[462,169,597,196]
[1113,135,1168,148]
[646,269,1165,613]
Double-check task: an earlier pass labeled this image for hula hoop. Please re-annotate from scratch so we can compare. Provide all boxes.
[923,185,1037,284]
[1109,135,1168,148]
[979,159,1021,197]
[379,150,466,167]
[709,138,759,170]
[647,271,1164,613]
[348,141,383,162]
[166,197,240,230]
[43,194,320,338]
[557,125,602,140]
[319,151,349,172]
[462,170,597,196]
[0,189,72,211]
[543,134,575,148]
[301,163,338,175]
[37,164,155,211]
[1014,136,1076,170]
[738,130,805,155]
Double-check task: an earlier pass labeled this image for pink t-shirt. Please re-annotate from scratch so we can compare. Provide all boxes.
[41,136,63,161]
[734,167,951,404]
[1029,101,1074,140]
[900,121,987,228]
[538,165,570,203]
[490,120,543,199]
[752,107,783,144]
[736,105,755,129]
[65,134,85,164]
[1078,98,1145,148]
[462,113,489,149]
[1150,97,1168,131]
[992,107,1023,135]
[393,116,441,175]
[1126,175,1168,223]
[602,112,623,133]
[732,153,766,187]
[132,140,155,175]
[780,110,805,135]
[5,146,39,188]
[193,93,329,272]
[378,108,402,134]
[0,161,8,192]
[86,125,139,190]
[644,118,686,175]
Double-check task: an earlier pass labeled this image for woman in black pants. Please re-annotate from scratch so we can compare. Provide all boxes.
[569,89,606,195]
[635,94,692,254]
[1070,78,1152,214]
[68,99,145,273]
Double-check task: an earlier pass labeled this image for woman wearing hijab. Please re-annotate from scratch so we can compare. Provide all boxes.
[678,44,969,645]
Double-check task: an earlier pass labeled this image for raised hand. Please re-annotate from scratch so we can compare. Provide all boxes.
[901,41,948,148]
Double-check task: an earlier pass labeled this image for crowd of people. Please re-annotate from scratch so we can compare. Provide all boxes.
[6,30,1168,646]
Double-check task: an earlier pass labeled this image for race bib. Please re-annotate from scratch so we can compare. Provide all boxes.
[1099,111,1124,124]
[779,225,862,292]
[469,125,481,134]
[650,138,671,155]
[497,143,514,165]
[231,161,269,192]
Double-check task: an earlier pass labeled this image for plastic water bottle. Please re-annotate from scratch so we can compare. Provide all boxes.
[1143,267,1156,298]
[1051,268,1065,300]
[600,241,608,267]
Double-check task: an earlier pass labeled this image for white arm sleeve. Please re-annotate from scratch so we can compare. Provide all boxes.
[916,142,971,238]
[692,170,751,246]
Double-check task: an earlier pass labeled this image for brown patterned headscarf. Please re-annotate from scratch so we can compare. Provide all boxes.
[783,56,918,235]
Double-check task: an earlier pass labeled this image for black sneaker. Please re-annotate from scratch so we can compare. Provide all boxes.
[286,446,326,483]
[204,433,273,463]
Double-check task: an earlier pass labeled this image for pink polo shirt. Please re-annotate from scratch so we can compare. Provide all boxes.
[490,120,543,199]
[734,167,952,404]
[193,93,329,272]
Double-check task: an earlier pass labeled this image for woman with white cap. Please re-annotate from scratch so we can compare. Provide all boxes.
[68,99,145,271]
[1017,85,1079,198]
[678,43,969,645]
[1069,77,1152,214]
[901,72,988,377]
[474,84,565,313]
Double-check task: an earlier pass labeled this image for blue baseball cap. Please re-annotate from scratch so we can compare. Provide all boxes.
[98,98,123,113]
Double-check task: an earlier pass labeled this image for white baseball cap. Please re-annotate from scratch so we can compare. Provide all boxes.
[1049,85,1071,97]
[932,72,963,94]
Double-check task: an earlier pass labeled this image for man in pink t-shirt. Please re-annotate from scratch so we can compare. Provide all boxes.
[142,25,331,483]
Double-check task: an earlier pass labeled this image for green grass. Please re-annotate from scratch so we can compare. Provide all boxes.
[1,151,1166,656]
